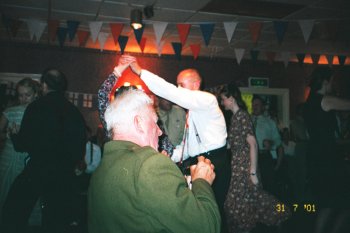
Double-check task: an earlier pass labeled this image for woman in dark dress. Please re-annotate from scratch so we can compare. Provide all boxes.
[220,83,290,233]
[303,66,350,233]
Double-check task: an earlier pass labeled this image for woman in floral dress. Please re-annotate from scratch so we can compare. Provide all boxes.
[220,83,290,233]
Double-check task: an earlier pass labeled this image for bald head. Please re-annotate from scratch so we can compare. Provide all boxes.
[176,69,202,90]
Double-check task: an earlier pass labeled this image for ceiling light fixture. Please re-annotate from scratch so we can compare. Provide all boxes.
[130,9,143,30]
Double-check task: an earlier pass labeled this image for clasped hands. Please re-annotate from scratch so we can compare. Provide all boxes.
[114,55,142,77]
[190,156,216,185]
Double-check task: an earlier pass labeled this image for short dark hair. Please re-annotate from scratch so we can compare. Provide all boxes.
[308,66,333,92]
[41,68,67,92]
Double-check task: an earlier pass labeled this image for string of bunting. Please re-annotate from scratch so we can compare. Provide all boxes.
[1,14,348,66]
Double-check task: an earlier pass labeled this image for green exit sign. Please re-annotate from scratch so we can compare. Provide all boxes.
[249,77,269,88]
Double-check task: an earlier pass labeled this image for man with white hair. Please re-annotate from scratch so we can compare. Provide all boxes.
[88,88,221,233]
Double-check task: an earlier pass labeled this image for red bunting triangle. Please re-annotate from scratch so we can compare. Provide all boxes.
[190,44,201,60]
[76,30,89,46]
[48,19,59,41]
[109,23,124,46]
[248,22,263,44]
[176,24,191,45]
[139,37,147,53]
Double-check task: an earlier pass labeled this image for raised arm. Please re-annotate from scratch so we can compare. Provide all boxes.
[97,56,136,134]
[321,95,350,112]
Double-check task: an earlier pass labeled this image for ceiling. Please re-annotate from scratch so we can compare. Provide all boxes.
[1,0,350,62]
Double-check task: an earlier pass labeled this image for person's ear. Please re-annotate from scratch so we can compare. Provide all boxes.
[134,115,145,133]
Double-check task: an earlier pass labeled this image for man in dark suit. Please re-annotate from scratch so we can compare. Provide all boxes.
[2,69,86,233]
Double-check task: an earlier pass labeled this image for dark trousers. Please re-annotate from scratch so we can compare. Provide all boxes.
[2,168,75,233]
[181,146,231,232]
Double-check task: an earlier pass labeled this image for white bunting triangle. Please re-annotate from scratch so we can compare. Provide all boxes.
[153,22,168,45]
[234,48,245,65]
[280,52,290,68]
[89,21,103,43]
[98,32,109,51]
[223,22,238,43]
[299,20,314,43]
[156,41,165,57]
[26,19,47,42]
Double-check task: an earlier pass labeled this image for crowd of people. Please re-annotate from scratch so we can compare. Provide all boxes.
[0,56,349,233]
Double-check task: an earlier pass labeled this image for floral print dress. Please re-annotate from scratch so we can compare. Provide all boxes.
[224,109,290,233]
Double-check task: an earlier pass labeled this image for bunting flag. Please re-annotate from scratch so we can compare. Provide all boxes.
[171,42,182,60]
[265,51,276,65]
[76,30,89,46]
[338,55,346,66]
[200,23,215,46]
[324,21,338,42]
[133,27,144,44]
[89,21,103,43]
[48,19,60,41]
[139,37,147,53]
[118,35,128,54]
[67,20,80,41]
[326,54,333,65]
[281,52,290,68]
[109,23,124,46]
[311,54,320,64]
[296,53,306,65]
[234,48,245,65]
[57,27,68,47]
[26,19,47,42]
[156,41,165,57]
[248,21,263,44]
[190,44,201,60]
[176,24,191,45]
[153,22,168,45]
[273,21,288,44]
[299,20,314,43]
[250,50,260,64]
[223,21,238,43]
[98,32,109,51]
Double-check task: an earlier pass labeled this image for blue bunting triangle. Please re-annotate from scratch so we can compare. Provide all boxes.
[296,53,305,66]
[118,35,129,54]
[67,20,80,41]
[57,27,68,48]
[250,50,260,65]
[338,55,346,66]
[200,24,215,46]
[171,42,182,60]
[273,21,288,44]
[133,27,144,44]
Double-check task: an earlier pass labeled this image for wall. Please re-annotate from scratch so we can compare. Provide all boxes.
[1,42,348,131]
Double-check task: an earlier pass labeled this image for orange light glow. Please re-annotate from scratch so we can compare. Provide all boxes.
[109,68,151,101]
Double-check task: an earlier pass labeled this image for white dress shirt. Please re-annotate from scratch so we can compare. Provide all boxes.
[140,70,227,162]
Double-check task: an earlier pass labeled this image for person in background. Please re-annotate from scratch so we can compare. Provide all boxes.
[251,96,284,196]
[220,83,290,233]
[127,55,230,232]
[2,69,86,233]
[303,66,350,233]
[0,78,41,226]
[97,57,174,156]
[157,97,186,146]
[88,88,221,233]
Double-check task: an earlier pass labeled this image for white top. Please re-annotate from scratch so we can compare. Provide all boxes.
[140,70,227,162]
[85,141,102,174]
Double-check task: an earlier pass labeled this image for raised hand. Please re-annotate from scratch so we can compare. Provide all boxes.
[114,55,137,76]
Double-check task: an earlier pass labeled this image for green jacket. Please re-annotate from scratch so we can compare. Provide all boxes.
[88,140,220,233]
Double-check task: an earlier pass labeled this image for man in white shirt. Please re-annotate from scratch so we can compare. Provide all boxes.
[119,55,230,231]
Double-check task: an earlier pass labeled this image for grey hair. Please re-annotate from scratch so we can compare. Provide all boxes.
[104,89,153,136]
